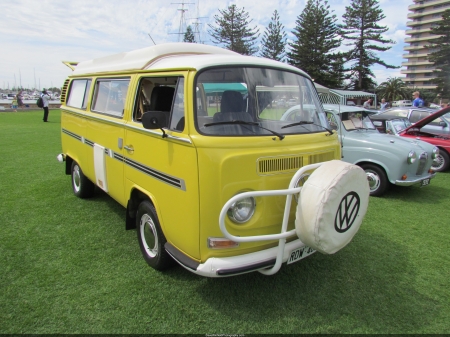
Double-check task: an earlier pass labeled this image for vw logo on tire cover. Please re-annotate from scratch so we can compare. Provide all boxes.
[335,191,360,233]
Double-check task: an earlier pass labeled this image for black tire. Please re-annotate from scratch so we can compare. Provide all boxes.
[71,161,95,198]
[432,150,450,172]
[136,201,174,270]
[360,163,389,197]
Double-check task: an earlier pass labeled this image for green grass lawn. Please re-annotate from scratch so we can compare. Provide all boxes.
[1,110,449,334]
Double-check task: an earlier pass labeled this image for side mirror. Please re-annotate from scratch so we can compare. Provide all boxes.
[439,121,446,127]
[142,111,168,138]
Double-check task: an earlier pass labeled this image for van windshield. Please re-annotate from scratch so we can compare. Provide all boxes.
[195,67,329,136]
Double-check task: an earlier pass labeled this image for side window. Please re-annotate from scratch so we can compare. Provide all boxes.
[409,111,422,123]
[92,78,130,118]
[430,116,443,126]
[67,79,91,109]
[327,112,338,130]
[169,78,185,132]
[133,76,179,128]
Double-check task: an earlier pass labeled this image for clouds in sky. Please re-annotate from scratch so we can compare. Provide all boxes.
[0,0,411,90]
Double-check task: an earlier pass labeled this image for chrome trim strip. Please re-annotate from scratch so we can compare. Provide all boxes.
[62,109,124,127]
[62,109,193,145]
[124,123,193,144]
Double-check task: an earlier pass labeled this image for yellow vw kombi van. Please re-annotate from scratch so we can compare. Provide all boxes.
[58,43,369,277]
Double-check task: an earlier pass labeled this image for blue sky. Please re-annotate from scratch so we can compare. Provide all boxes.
[0,0,412,90]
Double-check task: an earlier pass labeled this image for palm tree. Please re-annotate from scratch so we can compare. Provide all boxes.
[376,77,409,104]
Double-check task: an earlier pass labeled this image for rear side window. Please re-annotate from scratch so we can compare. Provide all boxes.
[67,79,91,109]
[92,78,130,118]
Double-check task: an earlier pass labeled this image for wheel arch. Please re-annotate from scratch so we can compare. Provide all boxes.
[126,187,159,230]
[354,160,391,182]
[65,155,74,175]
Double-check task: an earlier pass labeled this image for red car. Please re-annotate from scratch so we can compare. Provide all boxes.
[399,107,450,172]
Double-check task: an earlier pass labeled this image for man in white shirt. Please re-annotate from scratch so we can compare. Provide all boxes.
[41,89,51,122]
[363,98,372,109]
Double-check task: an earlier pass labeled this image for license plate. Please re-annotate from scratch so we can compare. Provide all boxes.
[287,246,316,265]
[421,178,430,187]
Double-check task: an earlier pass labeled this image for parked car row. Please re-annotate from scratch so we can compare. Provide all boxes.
[322,105,438,196]
[371,107,450,172]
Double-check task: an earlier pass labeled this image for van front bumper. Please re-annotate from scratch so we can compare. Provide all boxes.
[165,238,312,278]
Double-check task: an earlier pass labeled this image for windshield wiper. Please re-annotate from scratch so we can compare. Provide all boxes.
[204,120,285,140]
[281,121,333,135]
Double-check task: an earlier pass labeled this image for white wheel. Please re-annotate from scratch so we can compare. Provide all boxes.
[295,160,370,254]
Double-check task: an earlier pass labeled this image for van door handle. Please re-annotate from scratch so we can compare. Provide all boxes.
[124,145,134,153]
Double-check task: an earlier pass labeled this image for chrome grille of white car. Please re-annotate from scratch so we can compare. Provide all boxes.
[416,152,428,175]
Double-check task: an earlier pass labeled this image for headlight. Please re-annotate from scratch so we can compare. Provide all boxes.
[407,150,417,164]
[432,147,439,160]
[227,196,256,224]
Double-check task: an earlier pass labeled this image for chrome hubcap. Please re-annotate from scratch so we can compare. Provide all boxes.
[365,171,380,192]
[73,165,81,192]
[140,214,158,258]
[432,155,444,171]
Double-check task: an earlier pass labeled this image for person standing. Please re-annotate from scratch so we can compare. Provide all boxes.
[11,95,18,112]
[17,90,24,109]
[363,98,373,109]
[380,98,389,111]
[412,91,423,107]
[41,89,51,122]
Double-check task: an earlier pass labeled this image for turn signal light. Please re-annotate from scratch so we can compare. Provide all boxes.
[401,174,407,180]
[207,237,239,249]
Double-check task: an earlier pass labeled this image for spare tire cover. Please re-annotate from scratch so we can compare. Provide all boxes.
[295,160,369,254]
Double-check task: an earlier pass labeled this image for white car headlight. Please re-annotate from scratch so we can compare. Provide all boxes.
[227,196,256,224]
[432,147,439,160]
[407,150,417,164]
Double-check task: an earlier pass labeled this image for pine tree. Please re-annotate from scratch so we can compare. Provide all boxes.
[339,0,398,90]
[260,10,287,61]
[287,0,343,88]
[207,4,260,55]
[428,9,450,98]
[183,26,196,43]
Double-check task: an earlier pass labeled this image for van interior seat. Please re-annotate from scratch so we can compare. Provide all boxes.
[150,86,175,112]
[148,86,175,128]
[211,90,256,135]
[213,90,253,123]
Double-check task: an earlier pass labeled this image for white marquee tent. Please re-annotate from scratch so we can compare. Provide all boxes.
[314,83,377,107]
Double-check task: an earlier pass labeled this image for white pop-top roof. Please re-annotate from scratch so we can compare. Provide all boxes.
[72,43,235,75]
[71,42,309,78]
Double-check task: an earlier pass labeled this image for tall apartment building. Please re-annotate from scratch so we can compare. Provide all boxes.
[402,0,450,89]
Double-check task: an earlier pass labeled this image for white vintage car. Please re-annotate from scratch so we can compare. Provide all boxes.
[281,104,438,196]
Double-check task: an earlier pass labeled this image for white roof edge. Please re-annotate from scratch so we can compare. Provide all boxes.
[72,43,239,75]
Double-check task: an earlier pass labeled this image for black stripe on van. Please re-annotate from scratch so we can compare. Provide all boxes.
[62,129,82,141]
[61,128,185,191]
[124,157,186,191]
[84,139,94,147]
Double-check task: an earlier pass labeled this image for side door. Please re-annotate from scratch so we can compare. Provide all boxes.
[84,77,131,206]
[123,73,200,261]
